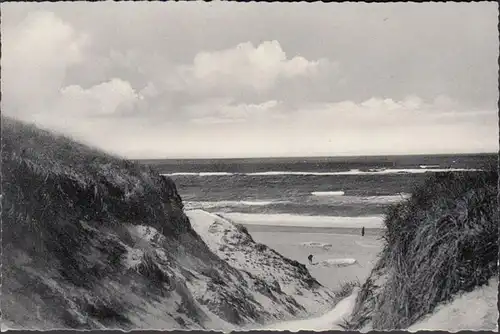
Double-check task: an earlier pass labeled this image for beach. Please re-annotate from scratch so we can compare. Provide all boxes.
[163,155,490,290]
[244,224,384,290]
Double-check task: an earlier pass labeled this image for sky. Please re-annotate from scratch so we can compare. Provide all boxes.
[1,1,498,158]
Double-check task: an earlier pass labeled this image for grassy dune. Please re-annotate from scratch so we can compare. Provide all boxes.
[1,116,335,329]
[343,168,498,330]
[1,116,223,328]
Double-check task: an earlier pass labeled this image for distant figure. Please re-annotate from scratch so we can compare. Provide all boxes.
[308,254,313,264]
[361,226,365,237]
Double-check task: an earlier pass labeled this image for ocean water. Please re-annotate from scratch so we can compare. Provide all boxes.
[142,154,495,224]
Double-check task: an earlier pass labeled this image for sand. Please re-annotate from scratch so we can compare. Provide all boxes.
[245,224,384,290]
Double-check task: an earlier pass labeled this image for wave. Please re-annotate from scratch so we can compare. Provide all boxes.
[311,191,345,196]
[184,200,289,210]
[419,165,440,169]
[360,194,411,204]
[185,193,410,211]
[163,168,480,177]
[311,194,411,204]
[167,172,233,176]
[217,212,385,228]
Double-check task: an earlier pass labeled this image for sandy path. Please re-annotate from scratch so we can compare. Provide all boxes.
[260,288,360,331]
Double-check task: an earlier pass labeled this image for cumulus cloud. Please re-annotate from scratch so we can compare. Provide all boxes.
[1,4,497,158]
[2,11,143,135]
[2,11,89,114]
[174,40,326,93]
[58,78,141,116]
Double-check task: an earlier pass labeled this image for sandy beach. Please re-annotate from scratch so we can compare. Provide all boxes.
[245,224,384,290]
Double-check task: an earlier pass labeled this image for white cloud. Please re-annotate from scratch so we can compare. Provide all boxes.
[182,98,284,125]
[1,5,497,158]
[58,78,140,116]
[2,11,89,114]
[2,11,142,137]
[175,40,325,92]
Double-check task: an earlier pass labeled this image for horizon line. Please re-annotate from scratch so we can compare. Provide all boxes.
[133,151,498,161]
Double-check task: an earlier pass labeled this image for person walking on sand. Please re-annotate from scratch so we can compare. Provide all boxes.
[308,254,314,265]
[361,226,365,237]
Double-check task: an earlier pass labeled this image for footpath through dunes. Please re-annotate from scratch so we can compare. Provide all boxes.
[0,117,335,330]
[342,169,499,331]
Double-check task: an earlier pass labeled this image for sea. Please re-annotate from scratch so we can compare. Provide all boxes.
[140,153,496,228]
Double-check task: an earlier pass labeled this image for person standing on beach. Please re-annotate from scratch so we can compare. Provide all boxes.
[308,254,313,264]
[361,226,365,237]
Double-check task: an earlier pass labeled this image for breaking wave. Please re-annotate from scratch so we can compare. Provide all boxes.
[311,191,345,196]
[311,194,412,204]
[184,200,289,210]
[163,168,480,177]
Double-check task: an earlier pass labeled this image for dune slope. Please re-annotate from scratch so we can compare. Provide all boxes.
[1,117,333,330]
[186,210,335,317]
[342,169,498,331]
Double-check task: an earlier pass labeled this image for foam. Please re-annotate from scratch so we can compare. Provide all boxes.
[184,200,288,210]
[311,191,345,196]
[300,241,333,249]
[163,168,480,177]
[166,172,233,176]
[315,258,358,267]
[312,194,411,204]
[185,194,411,210]
[219,212,384,228]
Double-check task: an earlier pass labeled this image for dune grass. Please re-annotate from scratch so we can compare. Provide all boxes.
[3,117,338,328]
[1,116,194,246]
[333,280,361,300]
[1,116,214,327]
[344,168,498,330]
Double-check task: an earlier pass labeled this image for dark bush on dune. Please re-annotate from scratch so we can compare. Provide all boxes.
[345,169,498,330]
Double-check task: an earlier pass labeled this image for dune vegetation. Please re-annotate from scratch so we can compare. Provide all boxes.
[1,116,335,330]
[342,167,498,330]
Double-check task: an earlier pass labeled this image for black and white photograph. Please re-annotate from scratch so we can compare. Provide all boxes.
[1,1,498,331]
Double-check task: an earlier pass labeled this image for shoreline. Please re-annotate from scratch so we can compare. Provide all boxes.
[243,223,384,236]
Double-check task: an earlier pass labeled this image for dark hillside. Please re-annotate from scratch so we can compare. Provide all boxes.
[1,117,329,329]
[343,168,498,330]
[2,117,217,328]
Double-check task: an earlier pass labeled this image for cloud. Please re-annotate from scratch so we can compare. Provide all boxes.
[190,99,285,124]
[1,4,497,158]
[58,78,141,116]
[2,11,89,115]
[174,40,326,93]
[2,11,142,136]
[286,95,474,130]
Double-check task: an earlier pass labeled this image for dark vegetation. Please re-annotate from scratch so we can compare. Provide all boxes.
[343,168,498,330]
[2,116,210,272]
[2,116,328,329]
[334,280,361,300]
[1,117,243,328]
[1,116,207,328]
